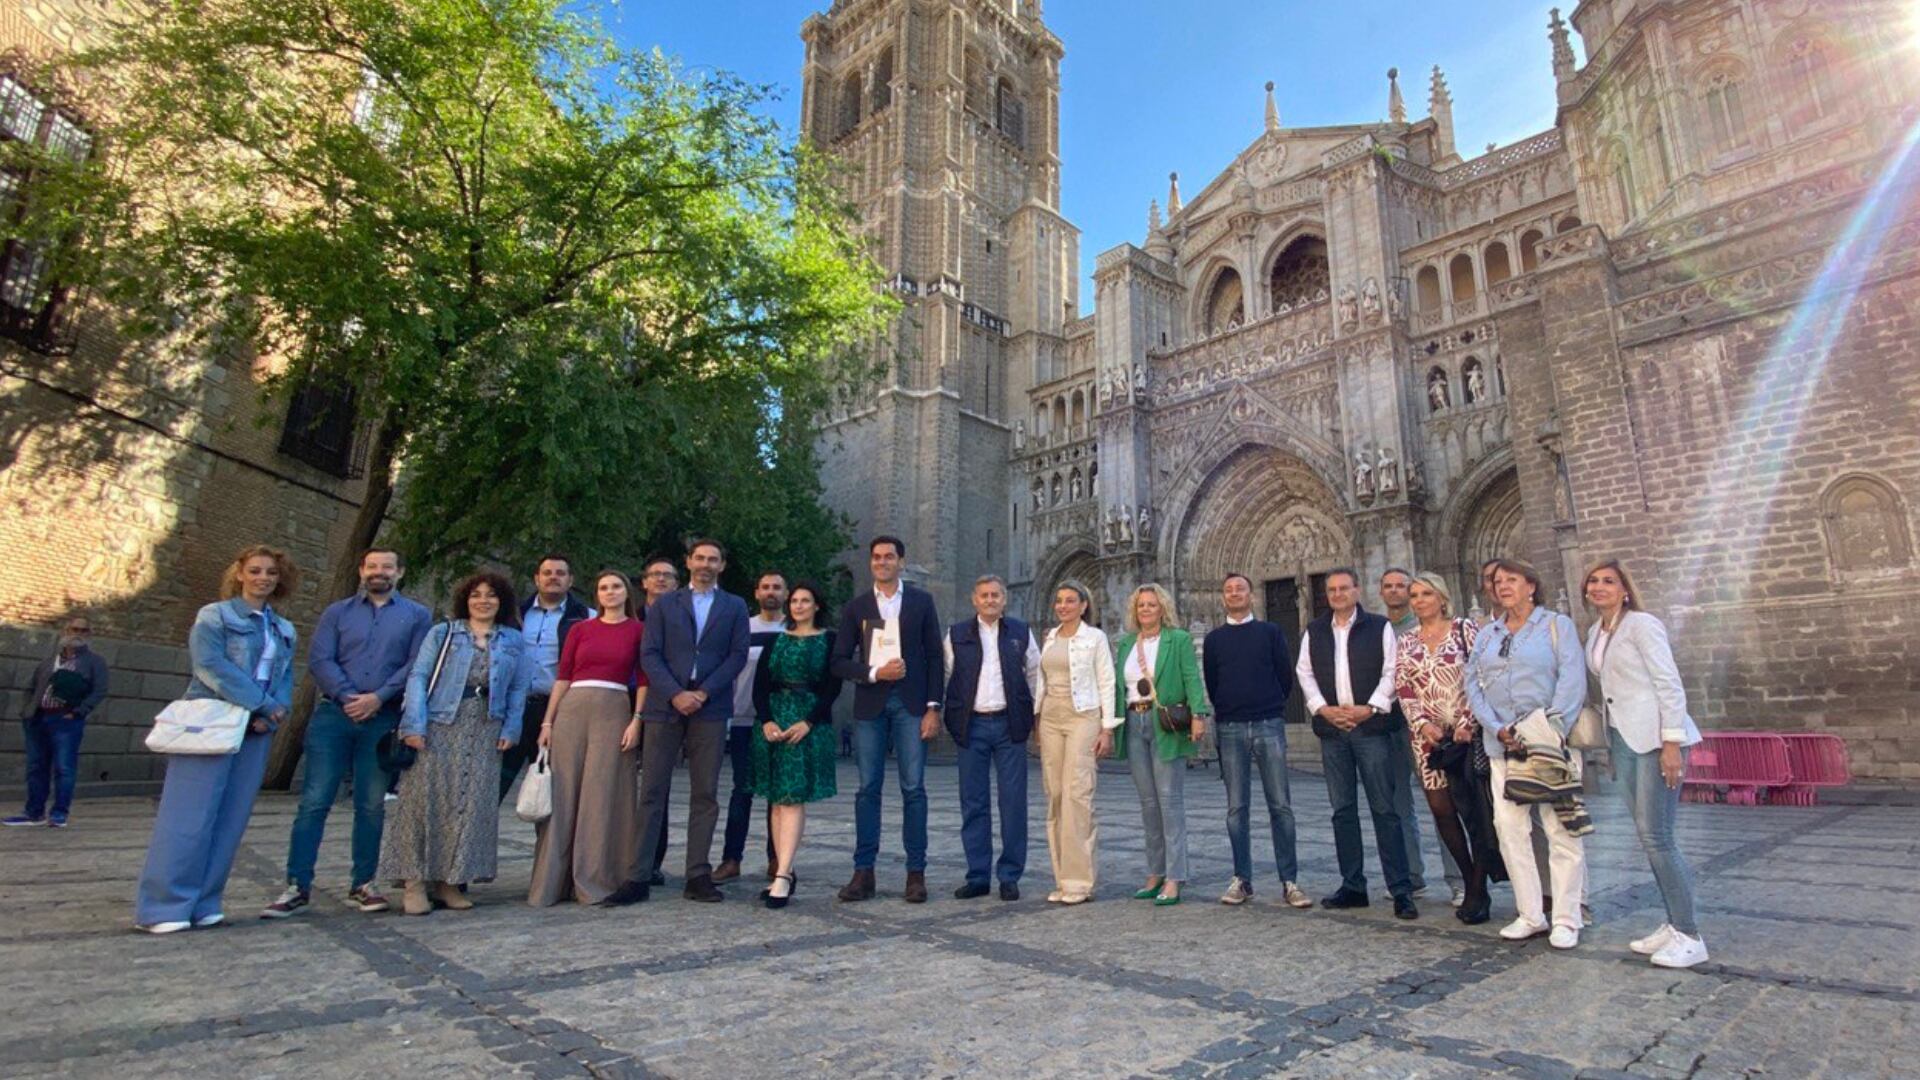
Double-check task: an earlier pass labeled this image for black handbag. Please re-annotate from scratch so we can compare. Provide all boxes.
[1426,736,1473,774]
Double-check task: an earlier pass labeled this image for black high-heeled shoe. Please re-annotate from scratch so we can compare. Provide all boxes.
[765,872,797,910]
[1455,869,1491,925]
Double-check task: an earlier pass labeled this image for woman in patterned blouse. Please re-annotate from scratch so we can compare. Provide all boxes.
[1394,572,1503,924]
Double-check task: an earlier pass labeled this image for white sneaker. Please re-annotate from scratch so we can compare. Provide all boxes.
[1450,886,1465,909]
[1499,917,1549,940]
[1651,931,1709,969]
[1549,925,1579,949]
[1280,881,1313,909]
[1220,877,1252,905]
[192,913,225,928]
[1630,923,1676,956]
[137,921,191,935]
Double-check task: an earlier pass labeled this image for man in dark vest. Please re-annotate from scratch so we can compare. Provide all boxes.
[942,575,1041,901]
[1293,567,1417,919]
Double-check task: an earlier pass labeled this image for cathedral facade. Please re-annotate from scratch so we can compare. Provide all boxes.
[803,0,1920,778]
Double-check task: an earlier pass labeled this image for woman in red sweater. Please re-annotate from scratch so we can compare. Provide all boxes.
[528,570,647,906]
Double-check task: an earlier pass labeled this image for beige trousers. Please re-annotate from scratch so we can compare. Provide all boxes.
[1036,694,1102,895]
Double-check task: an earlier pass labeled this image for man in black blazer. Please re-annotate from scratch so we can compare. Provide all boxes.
[830,536,945,903]
[634,538,751,902]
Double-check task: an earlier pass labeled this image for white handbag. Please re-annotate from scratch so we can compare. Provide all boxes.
[146,698,250,755]
[515,748,553,823]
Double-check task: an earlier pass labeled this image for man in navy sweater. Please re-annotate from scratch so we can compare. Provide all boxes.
[1203,574,1311,910]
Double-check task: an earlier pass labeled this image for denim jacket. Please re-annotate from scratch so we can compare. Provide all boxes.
[1039,624,1119,727]
[184,598,298,723]
[400,621,532,744]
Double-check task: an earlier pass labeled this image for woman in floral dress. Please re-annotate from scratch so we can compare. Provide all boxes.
[748,581,841,909]
[1394,571,1503,924]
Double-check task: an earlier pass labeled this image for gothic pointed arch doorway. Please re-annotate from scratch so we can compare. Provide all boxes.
[1456,466,1524,612]
[1031,545,1108,632]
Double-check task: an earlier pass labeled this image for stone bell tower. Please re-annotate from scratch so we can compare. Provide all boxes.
[801,0,1078,613]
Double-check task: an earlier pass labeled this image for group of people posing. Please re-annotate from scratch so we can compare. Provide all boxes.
[119,536,1709,970]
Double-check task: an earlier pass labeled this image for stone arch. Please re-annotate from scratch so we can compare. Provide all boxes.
[1070,388,1085,427]
[1518,228,1545,272]
[1777,28,1839,132]
[1264,231,1330,311]
[1448,252,1477,303]
[1435,449,1524,607]
[1031,541,1107,629]
[1426,366,1452,413]
[1461,355,1488,404]
[835,70,863,139]
[1416,264,1443,312]
[1167,444,1352,628]
[1484,241,1513,285]
[870,46,894,113]
[1697,59,1751,155]
[1556,214,1582,233]
[1196,263,1246,336]
[1821,473,1912,580]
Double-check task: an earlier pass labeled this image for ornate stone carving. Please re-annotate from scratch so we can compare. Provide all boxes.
[1137,505,1153,545]
[1353,449,1374,499]
[1465,359,1486,404]
[1014,421,1026,450]
[1376,446,1399,496]
[1118,504,1135,544]
[1428,370,1450,413]
[1337,284,1360,330]
[1361,277,1383,325]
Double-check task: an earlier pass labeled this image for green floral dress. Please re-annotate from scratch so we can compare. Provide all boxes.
[749,632,838,805]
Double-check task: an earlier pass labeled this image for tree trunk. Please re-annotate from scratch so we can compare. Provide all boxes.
[263,411,406,789]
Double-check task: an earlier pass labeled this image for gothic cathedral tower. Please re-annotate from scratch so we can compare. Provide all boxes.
[801,0,1079,612]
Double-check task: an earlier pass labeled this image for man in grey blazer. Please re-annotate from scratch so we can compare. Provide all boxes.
[633,538,752,902]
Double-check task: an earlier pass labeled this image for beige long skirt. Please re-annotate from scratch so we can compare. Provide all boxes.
[527,687,639,906]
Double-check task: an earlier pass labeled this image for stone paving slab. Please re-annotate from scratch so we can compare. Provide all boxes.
[1,757,1915,1078]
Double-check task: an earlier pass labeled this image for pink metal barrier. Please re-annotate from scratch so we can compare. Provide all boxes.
[1772,733,1854,806]
[1681,732,1793,805]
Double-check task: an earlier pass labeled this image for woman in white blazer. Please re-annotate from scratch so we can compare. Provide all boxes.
[1583,560,1707,969]
[1034,583,1118,904]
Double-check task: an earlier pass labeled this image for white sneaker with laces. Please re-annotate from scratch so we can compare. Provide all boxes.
[1630,923,1676,955]
[192,913,225,928]
[137,921,191,935]
[1499,917,1549,940]
[1651,931,1709,969]
[1281,881,1312,909]
[1549,925,1579,949]
[1220,877,1252,905]
[1450,886,1465,908]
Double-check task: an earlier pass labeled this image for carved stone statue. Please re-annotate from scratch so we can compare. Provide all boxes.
[1466,363,1487,403]
[1014,420,1026,450]
[1098,377,1114,407]
[1428,372,1450,412]
[1105,505,1122,549]
[1337,284,1360,329]
[1119,503,1136,544]
[1069,472,1083,502]
[1137,505,1152,542]
[1132,365,1147,398]
[1361,277,1383,324]
[1032,484,1045,512]
[1353,449,1374,497]
[1377,446,1399,495]
[1387,282,1404,320]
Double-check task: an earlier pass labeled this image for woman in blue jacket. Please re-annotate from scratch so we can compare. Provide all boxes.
[381,570,532,915]
[135,545,299,934]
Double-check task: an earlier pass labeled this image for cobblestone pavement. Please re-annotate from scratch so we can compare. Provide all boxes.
[3,755,1916,1079]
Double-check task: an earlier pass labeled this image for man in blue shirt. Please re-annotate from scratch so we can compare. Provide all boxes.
[263,548,431,918]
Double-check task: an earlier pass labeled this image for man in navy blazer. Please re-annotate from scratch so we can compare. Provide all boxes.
[633,538,751,903]
[830,536,946,903]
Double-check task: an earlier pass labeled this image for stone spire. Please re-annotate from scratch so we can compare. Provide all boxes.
[1264,81,1280,133]
[1148,198,1162,232]
[1429,65,1459,165]
[1166,171,1182,217]
[1387,67,1405,124]
[1548,8,1576,82]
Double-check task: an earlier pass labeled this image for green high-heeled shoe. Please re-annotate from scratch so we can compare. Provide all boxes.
[1154,886,1182,907]
[1131,878,1165,899]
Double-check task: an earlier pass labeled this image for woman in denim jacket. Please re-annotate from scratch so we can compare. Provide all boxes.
[381,570,532,915]
[135,545,299,934]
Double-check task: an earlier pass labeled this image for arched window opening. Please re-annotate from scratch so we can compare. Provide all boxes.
[1049,473,1063,507]
[1448,253,1477,303]
[1704,71,1749,155]
[995,77,1025,148]
[871,48,893,114]
[1484,242,1512,285]
[1204,267,1245,334]
[836,72,863,139]
[1518,228,1545,273]
[1822,475,1913,577]
[1787,38,1836,128]
[1648,118,1673,187]
[1268,235,1330,311]
[1416,265,1443,312]
[1556,214,1582,233]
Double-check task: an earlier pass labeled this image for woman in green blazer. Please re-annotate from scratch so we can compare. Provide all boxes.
[1112,583,1209,905]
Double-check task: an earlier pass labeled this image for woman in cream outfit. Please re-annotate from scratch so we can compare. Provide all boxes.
[1034,583,1117,904]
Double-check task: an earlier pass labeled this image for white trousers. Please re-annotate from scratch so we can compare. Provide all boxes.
[1489,757,1587,929]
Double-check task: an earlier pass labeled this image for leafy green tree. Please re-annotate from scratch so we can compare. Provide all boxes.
[54,0,893,782]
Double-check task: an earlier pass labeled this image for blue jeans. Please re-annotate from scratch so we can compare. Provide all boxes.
[136,730,271,925]
[22,710,84,819]
[1126,708,1188,881]
[1319,728,1412,899]
[1612,728,1699,935]
[1387,724,1441,890]
[286,700,397,890]
[956,712,1028,885]
[1216,717,1298,884]
[853,693,929,872]
[721,724,772,865]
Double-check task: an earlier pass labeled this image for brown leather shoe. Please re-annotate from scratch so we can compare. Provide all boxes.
[432,881,473,911]
[712,860,741,883]
[401,880,431,916]
[904,871,928,904]
[837,867,876,902]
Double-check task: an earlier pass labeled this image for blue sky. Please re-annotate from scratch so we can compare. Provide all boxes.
[605,1,1565,304]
